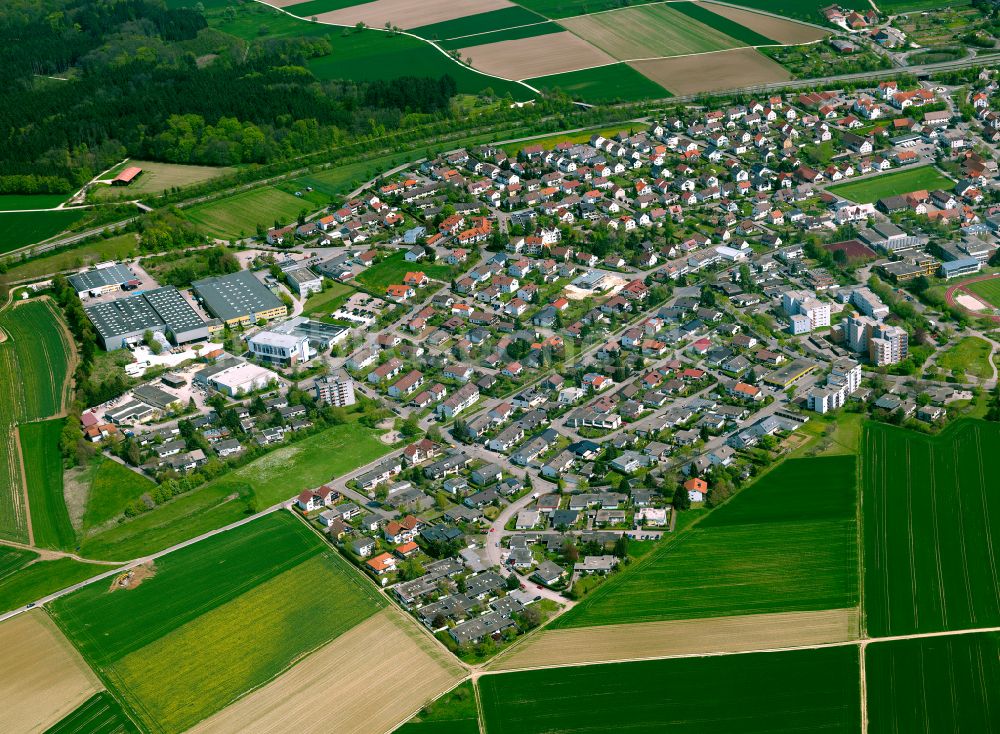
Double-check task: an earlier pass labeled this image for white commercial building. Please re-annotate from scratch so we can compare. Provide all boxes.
[199,361,279,396]
[247,331,314,366]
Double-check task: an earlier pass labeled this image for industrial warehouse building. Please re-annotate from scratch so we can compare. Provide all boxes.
[194,357,279,396]
[192,270,287,326]
[68,261,138,297]
[85,286,208,350]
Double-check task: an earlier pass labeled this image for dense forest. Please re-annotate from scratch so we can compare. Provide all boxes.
[0,0,460,193]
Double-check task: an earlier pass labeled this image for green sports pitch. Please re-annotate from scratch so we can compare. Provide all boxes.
[827,165,955,204]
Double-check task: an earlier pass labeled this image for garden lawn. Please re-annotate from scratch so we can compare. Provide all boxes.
[862,420,1000,637]
[478,645,861,734]
[411,6,545,39]
[0,209,86,253]
[83,460,158,532]
[552,456,858,629]
[45,692,140,734]
[0,558,111,615]
[302,282,355,318]
[827,165,954,204]
[526,63,669,103]
[866,632,1000,734]
[183,187,307,239]
[937,336,993,379]
[966,276,1000,309]
[356,251,455,292]
[21,419,76,551]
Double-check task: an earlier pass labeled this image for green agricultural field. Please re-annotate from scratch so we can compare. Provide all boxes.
[879,0,970,10]
[512,0,659,19]
[670,2,776,45]
[552,456,858,629]
[45,691,140,734]
[183,187,308,239]
[439,21,562,49]
[91,160,234,201]
[526,63,669,103]
[863,420,1000,637]
[479,645,861,733]
[0,194,69,210]
[397,681,479,734]
[866,632,1000,734]
[0,558,111,614]
[53,511,385,733]
[559,4,746,61]
[0,209,87,254]
[83,460,158,532]
[937,336,993,379]
[21,419,76,551]
[720,0,869,23]
[827,165,955,204]
[282,0,363,17]
[411,6,546,40]
[0,545,38,582]
[966,276,1000,309]
[356,251,456,292]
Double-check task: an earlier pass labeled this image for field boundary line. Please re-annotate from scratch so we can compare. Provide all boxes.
[13,423,33,547]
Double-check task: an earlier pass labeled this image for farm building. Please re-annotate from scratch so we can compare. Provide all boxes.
[112,166,142,185]
[192,270,287,326]
[85,286,208,350]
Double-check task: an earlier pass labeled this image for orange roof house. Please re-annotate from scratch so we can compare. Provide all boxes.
[684,478,708,501]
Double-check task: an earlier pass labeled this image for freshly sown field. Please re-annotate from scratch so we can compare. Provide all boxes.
[720,0,869,23]
[357,250,456,292]
[0,193,69,210]
[966,276,1000,310]
[313,0,515,30]
[937,336,994,379]
[866,632,1000,734]
[479,645,861,734]
[54,511,386,733]
[91,160,234,200]
[46,691,140,734]
[552,455,858,629]
[457,31,614,80]
[827,165,955,204]
[629,47,791,95]
[0,209,87,253]
[0,558,112,614]
[670,2,776,45]
[439,21,562,49]
[191,607,465,734]
[526,62,669,102]
[83,459,158,532]
[559,4,745,61]
[21,419,76,550]
[0,610,103,733]
[489,608,860,671]
[862,420,1000,637]
[410,5,545,39]
[183,187,308,239]
[702,1,828,44]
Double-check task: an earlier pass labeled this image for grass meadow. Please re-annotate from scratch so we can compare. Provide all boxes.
[478,646,861,733]
[552,456,858,628]
[936,336,993,379]
[45,691,140,734]
[862,420,1000,637]
[526,63,669,103]
[357,251,456,292]
[966,276,1000,309]
[183,187,308,239]
[0,209,86,253]
[827,165,955,204]
[82,459,158,532]
[91,160,234,201]
[0,233,138,285]
[53,511,384,733]
[866,632,1000,734]
[21,419,76,551]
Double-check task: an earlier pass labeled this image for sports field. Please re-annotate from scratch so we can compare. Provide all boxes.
[526,64,671,103]
[21,419,76,550]
[559,4,746,61]
[479,645,861,734]
[184,187,308,239]
[83,459,158,532]
[866,632,1000,734]
[828,165,955,204]
[53,511,386,733]
[46,691,140,734]
[552,456,858,629]
[0,209,86,253]
[936,336,993,379]
[0,300,74,544]
[862,420,1000,637]
[0,610,103,733]
[966,276,1000,309]
[92,160,234,200]
[357,251,456,292]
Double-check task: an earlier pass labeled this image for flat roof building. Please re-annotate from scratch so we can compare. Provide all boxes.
[285,268,322,297]
[192,270,287,326]
[85,286,208,350]
[68,262,136,297]
[194,357,279,396]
